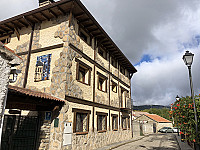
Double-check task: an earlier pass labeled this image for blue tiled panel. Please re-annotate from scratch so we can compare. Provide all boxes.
[36,54,52,81]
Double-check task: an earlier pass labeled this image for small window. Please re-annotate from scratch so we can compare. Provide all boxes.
[97,112,107,132]
[122,116,130,130]
[76,59,92,85]
[112,115,118,130]
[34,54,52,82]
[120,66,125,75]
[111,57,117,68]
[72,108,91,134]
[79,29,90,45]
[111,81,117,93]
[97,72,107,92]
[98,48,107,59]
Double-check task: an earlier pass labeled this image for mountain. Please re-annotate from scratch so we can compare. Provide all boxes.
[132,105,171,110]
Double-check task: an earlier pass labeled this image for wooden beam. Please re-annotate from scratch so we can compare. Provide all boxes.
[40,12,49,20]
[49,9,58,18]
[69,2,74,27]
[0,28,6,33]
[57,6,66,15]
[84,23,94,28]
[79,18,90,23]
[0,25,9,33]
[11,21,21,30]
[74,12,85,18]
[14,28,20,40]
[32,14,42,23]
[18,20,28,28]
[88,28,99,32]
[23,16,33,27]
[4,24,14,31]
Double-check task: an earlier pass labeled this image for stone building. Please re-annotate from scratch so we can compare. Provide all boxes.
[0,0,137,149]
[135,114,172,133]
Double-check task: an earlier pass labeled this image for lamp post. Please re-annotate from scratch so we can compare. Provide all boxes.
[183,51,199,150]
[176,95,180,136]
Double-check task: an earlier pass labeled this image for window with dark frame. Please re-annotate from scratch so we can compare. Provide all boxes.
[80,31,88,43]
[111,81,117,93]
[73,108,90,134]
[111,57,117,68]
[112,115,118,130]
[97,72,107,92]
[76,59,91,85]
[97,112,107,132]
[120,66,125,75]
[98,48,107,59]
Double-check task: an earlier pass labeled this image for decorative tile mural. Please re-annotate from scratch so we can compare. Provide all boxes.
[34,54,52,82]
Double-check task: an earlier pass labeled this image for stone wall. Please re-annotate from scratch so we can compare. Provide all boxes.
[0,54,11,120]
[72,129,132,150]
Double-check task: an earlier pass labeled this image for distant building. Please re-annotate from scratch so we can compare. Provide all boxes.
[135,114,172,133]
[132,111,149,120]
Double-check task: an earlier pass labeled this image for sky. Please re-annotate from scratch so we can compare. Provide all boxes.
[0,0,200,106]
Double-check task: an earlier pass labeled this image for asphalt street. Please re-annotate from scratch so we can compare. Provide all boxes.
[113,133,179,150]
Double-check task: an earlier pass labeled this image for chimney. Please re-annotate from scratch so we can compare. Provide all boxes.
[39,0,55,7]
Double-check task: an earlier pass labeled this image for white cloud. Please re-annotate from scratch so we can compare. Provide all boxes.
[0,0,200,106]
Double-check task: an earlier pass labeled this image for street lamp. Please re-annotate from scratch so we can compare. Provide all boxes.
[176,95,180,136]
[183,51,199,150]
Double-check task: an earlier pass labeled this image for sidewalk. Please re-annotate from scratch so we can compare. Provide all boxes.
[175,134,193,150]
[95,135,147,150]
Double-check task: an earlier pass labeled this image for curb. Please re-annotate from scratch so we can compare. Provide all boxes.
[174,134,181,150]
[108,134,150,150]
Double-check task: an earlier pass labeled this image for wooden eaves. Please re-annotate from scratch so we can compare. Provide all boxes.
[0,0,137,74]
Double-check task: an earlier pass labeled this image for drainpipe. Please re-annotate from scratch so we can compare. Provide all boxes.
[23,25,35,88]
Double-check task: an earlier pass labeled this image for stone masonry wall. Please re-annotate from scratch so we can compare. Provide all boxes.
[0,54,11,122]
[72,129,132,150]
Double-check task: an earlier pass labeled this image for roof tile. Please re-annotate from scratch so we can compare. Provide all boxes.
[145,114,171,123]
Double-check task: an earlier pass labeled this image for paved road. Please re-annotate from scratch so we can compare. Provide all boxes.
[113,133,179,150]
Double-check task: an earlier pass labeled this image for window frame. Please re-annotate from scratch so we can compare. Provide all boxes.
[111,81,117,93]
[111,114,118,131]
[121,116,130,130]
[79,29,91,45]
[72,108,91,135]
[98,47,107,60]
[97,71,108,93]
[96,112,108,132]
[111,57,117,68]
[120,65,125,75]
[76,58,92,86]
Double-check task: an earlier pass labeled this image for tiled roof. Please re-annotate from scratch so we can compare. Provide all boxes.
[8,85,65,102]
[133,111,149,117]
[145,114,171,123]
[0,42,22,60]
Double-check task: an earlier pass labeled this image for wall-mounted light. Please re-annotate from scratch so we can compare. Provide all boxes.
[9,69,21,83]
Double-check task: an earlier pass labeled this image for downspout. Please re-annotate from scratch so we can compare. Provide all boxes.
[23,25,35,88]
[130,77,133,138]
[108,53,111,130]
[92,38,96,132]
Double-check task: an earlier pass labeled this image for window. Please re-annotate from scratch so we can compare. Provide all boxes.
[120,65,125,75]
[97,112,107,132]
[122,116,130,130]
[97,72,107,92]
[111,81,117,93]
[98,48,107,59]
[111,57,117,68]
[79,29,90,45]
[76,58,92,85]
[34,54,51,82]
[112,114,118,130]
[72,108,91,134]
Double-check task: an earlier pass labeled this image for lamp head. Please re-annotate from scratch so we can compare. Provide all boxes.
[182,51,194,67]
[176,95,180,101]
